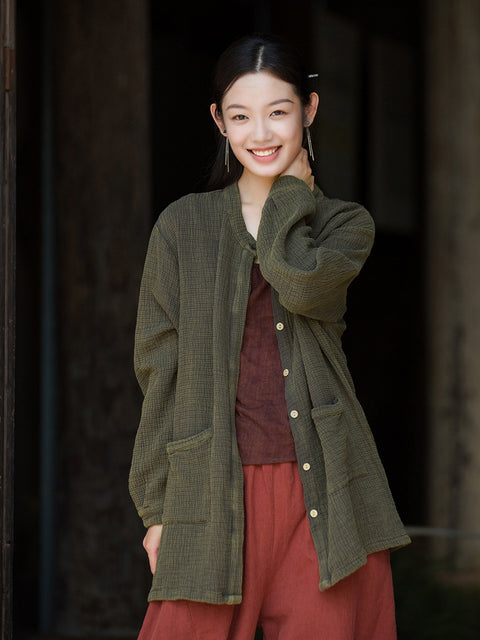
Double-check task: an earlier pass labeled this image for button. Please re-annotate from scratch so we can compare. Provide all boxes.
[290,410,299,419]
[283,368,289,377]
[276,322,284,331]
[309,509,318,518]
[302,462,311,471]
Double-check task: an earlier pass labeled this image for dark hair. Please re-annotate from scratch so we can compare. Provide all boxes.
[206,34,312,191]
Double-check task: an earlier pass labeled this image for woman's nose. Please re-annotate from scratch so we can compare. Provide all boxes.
[251,119,273,143]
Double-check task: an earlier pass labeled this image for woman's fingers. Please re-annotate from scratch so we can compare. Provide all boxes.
[281,148,313,188]
[143,524,164,575]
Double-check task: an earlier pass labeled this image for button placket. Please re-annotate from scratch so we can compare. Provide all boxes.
[272,299,320,526]
[273,308,298,446]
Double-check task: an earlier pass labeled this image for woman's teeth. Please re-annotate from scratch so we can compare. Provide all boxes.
[250,147,279,157]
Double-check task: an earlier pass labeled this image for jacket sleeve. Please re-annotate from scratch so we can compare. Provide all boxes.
[129,221,179,528]
[256,175,375,323]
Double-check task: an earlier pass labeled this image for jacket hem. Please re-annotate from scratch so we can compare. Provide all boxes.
[147,588,242,605]
[319,532,411,591]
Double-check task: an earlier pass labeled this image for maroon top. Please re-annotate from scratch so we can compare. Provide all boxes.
[235,263,297,464]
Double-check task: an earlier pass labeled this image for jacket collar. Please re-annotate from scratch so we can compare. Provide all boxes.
[222,182,257,255]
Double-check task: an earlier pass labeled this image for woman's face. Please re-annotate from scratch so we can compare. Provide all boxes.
[211,72,317,181]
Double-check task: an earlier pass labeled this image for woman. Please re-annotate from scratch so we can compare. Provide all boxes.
[129,33,410,639]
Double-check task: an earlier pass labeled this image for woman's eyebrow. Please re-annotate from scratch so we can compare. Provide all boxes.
[225,98,295,111]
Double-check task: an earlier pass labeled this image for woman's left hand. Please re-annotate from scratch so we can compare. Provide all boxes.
[280,148,314,191]
[143,524,164,575]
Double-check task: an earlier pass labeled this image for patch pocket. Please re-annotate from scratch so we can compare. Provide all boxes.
[311,401,367,494]
[162,427,213,524]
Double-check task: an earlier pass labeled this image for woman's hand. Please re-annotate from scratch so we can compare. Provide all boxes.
[143,524,163,575]
[280,147,314,191]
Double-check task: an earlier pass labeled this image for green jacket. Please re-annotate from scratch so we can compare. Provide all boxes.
[129,175,410,604]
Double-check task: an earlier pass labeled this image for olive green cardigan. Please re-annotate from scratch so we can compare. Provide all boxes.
[129,175,410,604]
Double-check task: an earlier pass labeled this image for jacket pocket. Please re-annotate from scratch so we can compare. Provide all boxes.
[311,401,367,494]
[162,427,213,524]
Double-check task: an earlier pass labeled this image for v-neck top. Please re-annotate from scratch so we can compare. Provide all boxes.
[235,263,297,464]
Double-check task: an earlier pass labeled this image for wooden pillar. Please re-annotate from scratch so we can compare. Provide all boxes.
[0,1,16,638]
[51,1,152,633]
[426,0,480,568]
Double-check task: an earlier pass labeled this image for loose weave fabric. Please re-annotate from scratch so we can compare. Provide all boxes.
[129,175,410,604]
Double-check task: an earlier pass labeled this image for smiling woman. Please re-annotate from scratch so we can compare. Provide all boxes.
[215,76,308,168]
[210,71,318,238]
[129,33,410,640]
[206,34,317,190]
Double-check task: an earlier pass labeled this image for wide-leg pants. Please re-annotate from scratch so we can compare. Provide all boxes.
[138,462,397,640]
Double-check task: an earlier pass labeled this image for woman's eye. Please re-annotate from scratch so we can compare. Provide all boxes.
[271,110,286,117]
[232,114,247,121]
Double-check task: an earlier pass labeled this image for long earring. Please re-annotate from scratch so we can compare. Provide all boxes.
[305,120,315,162]
[223,129,230,172]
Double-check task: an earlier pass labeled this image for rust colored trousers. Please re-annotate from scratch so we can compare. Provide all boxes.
[138,462,397,640]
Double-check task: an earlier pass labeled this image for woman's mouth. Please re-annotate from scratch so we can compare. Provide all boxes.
[248,146,281,161]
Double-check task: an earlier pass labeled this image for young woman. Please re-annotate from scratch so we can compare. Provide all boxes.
[129,34,410,639]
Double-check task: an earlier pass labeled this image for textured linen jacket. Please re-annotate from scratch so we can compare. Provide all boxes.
[129,175,410,604]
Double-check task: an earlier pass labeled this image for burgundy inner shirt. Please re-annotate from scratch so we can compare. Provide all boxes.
[235,263,297,464]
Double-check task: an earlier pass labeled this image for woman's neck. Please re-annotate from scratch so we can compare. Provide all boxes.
[237,170,275,209]
[237,170,276,240]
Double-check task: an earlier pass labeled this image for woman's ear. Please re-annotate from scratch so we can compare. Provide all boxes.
[304,92,319,125]
[210,103,226,135]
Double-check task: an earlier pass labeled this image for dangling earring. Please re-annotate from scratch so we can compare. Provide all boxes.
[304,120,315,162]
[223,129,230,172]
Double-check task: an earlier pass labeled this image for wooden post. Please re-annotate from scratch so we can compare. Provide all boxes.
[426,0,480,568]
[0,0,16,638]
[51,1,151,632]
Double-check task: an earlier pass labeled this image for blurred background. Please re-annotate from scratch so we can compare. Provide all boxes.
[9,0,480,637]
